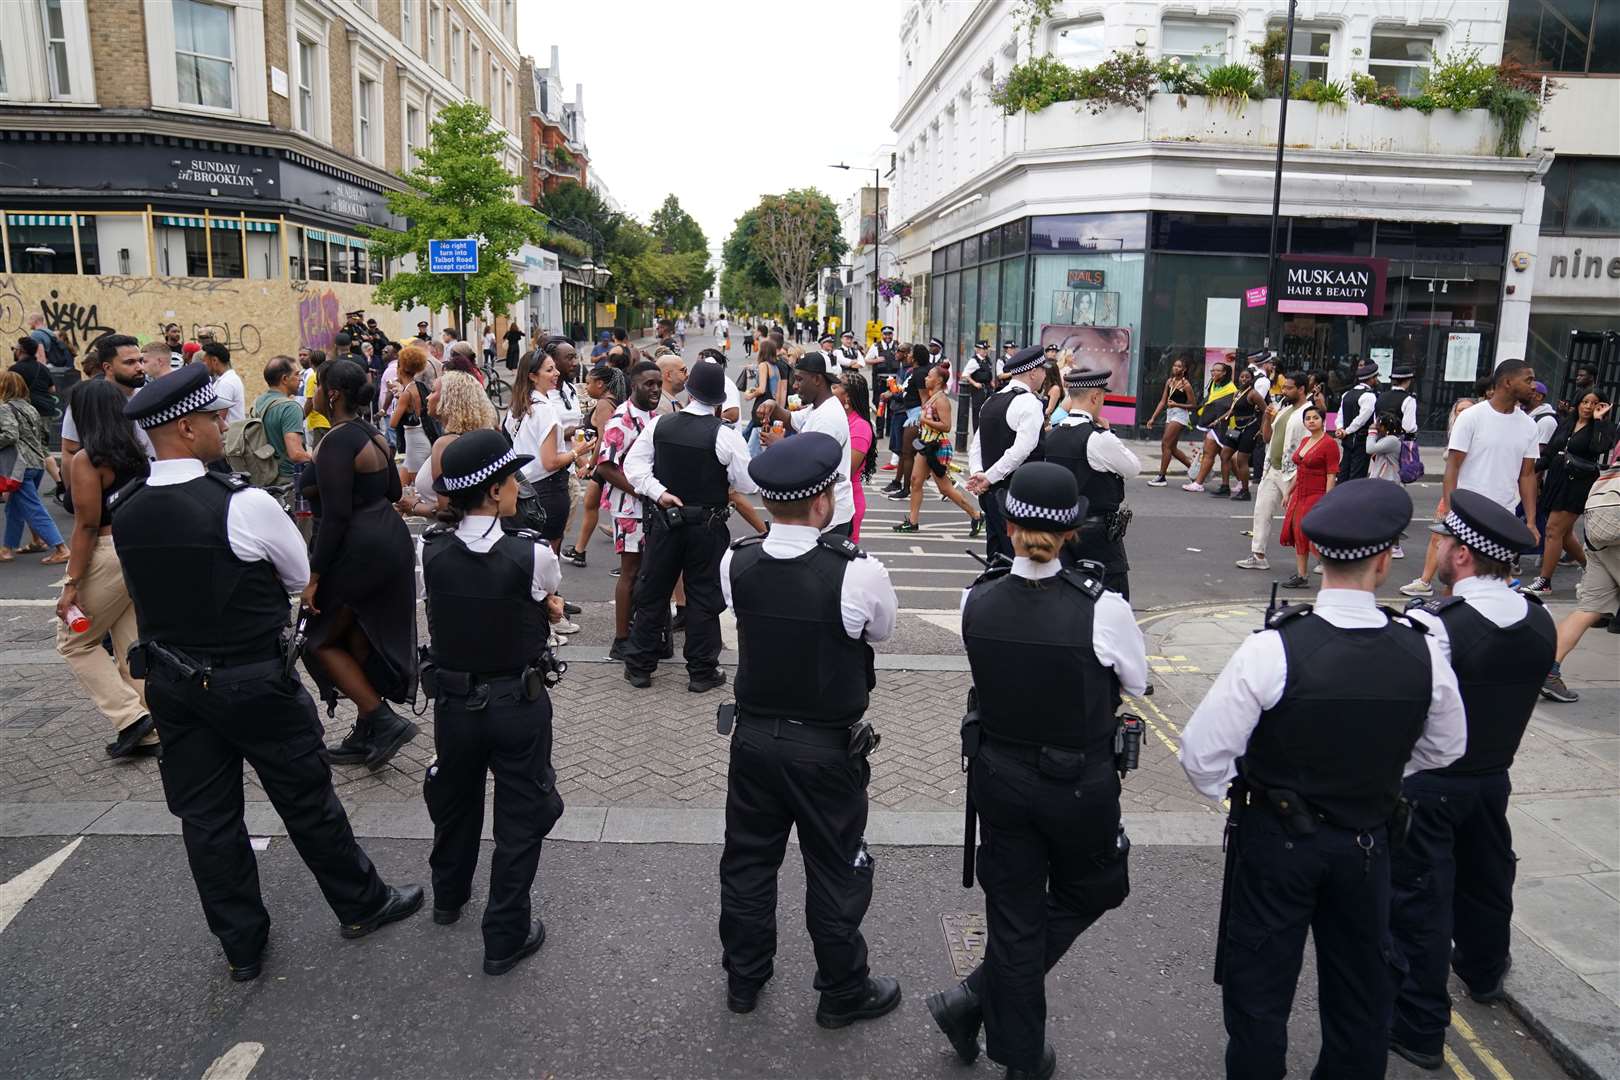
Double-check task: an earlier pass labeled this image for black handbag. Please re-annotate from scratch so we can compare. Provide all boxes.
[504,477,548,533]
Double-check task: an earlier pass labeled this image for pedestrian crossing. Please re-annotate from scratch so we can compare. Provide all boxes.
[848,475,988,610]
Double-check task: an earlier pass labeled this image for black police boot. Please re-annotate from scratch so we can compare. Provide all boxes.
[1005,1043,1057,1080]
[814,975,902,1029]
[483,919,545,976]
[727,974,765,1014]
[606,637,628,662]
[624,667,652,689]
[431,905,462,925]
[363,703,420,770]
[1388,1038,1443,1071]
[925,980,982,1064]
[105,714,156,759]
[688,670,727,694]
[324,713,375,766]
[340,884,425,939]
[226,936,267,983]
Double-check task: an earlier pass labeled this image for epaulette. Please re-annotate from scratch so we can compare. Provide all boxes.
[207,470,249,491]
[730,534,765,552]
[1058,566,1105,600]
[1522,590,1546,608]
[502,527,543,542]
[104,475,146,511]
[817,532,865,560]
[1264,603,1313,629]
[1382,606,1430,634]
[1406,594,1464,616]
[422,522,455,540]
[968,562,1012,589]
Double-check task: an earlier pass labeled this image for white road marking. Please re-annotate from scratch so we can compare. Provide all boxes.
[0,598,61,607]
[201,1042,265,1080]
[0,837,82,935]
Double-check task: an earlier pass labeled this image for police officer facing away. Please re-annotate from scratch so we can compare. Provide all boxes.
[1388,490,1556,1069]
[1041,366,1142,599]
[621,360,757,692]
[1335,359,1381,482]
[929,461,1148,1080]
[110,365,422,981]
[716,433,902,1028]
[966,346,1049,563]
[1179,478,1466,1080]
[420,430,568,976]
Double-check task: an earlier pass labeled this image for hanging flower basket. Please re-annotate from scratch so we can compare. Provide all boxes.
[877,277,912,303]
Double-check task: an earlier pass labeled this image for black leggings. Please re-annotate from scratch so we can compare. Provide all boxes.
[531,472,571,543]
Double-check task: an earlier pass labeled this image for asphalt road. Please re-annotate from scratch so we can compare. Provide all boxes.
[0,835,1561,1080]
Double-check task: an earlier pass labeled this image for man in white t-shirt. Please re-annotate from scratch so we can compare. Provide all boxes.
[201,343,246,424]
[753,351,855,536]
[1402,359,1541,597]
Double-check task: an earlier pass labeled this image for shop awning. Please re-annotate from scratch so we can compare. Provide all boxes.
[6,214,84,227]
[160,216,207,229]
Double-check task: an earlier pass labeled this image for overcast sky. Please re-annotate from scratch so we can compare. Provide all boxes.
[518,1,902,256]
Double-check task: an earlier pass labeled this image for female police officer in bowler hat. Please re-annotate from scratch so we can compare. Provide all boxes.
[420,428,567,976]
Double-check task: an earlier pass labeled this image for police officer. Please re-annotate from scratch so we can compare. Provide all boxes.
[1042,366,1142,599]
[928,462,1147,1080]
[836,330,865,373]
[1335,359,1381,482]
[863,324,899,371]
[1388,490,1556,1069]
[1179,478,1467,1079]
[966,346,1048,563]
[621,359,757,692]
[816,332,842,376]
[958,340,991,428]
[109,365,422,981]
[1378,364,1420,437]
[717,432,902,1027]
[419,429,568,976]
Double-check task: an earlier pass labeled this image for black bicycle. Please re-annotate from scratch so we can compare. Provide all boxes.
[480,354,512,412]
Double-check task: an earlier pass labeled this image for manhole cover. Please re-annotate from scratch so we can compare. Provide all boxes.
[940,912,986,979]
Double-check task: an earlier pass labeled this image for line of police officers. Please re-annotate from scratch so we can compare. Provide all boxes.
[116,362,1556,1077]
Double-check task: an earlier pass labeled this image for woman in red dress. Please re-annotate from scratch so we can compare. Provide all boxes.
[1278,403,1340,588]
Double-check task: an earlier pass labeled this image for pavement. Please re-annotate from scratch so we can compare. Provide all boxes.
[0,324,1614,1078]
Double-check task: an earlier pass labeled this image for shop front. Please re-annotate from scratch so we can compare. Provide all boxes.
[1525,235,1620,402]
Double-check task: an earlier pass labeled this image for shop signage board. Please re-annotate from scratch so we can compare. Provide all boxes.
[1444,333,1482,382]
[1277,255,1388,316]
[1066,268,1106,289]
[428,239,479,274]
[1245,286,1268,308]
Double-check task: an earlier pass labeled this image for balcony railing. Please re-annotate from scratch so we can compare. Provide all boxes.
[537,148,582,178]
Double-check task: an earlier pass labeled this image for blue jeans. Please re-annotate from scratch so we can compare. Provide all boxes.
[4,468,63,549]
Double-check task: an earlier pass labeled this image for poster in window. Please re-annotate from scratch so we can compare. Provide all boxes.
[1051,291,1074,324]
[1444,332,1481,383]
[1369,346,1394,381]
[1038,324,1132,396]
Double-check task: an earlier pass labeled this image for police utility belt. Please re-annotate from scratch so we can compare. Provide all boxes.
[651,502,731,529]
[1226,772,1413,849]
[418,652,566,710]
[129,640,286,689]
[1080,502,1132,544]
[715,703,880,758]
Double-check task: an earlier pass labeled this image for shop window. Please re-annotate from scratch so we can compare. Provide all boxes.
[1031,253,1145,397]
[210,221,244,279]
[307,233,329,281]
[1504,0,1619,74]
[244,221,280,279]
[1367,30,1434,96]
[1287,218,1375,256]
[369,250,385,284]
[85,215,150,276]
[76,217,99,274]
[1271,24,1334,83]
[958,270,979,365]
[999,256,1028,346]
[981,226,1002,261]
[1001,218,1027,254]
[1031,212,1148,252]
[1049,19,1105,68]
[931,248,947,275]
[1373,221,1507,264]
[962,234,981,266]
[174,0,236,111]
[1162,19,1230,71]
[41,0,72,98]
[1554,157,1620,236]
[945,242,960,271]
[332,242,351,284]
[4,214,76,274]
[979,262,1001,347]
[287,226,305,279]
[348,243,368,284]
[1152,212,1273,255]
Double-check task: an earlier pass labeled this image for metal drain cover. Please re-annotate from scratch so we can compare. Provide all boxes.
[940,912,987,979]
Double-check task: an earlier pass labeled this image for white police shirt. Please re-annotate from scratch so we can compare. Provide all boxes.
[721,523,897,641]
[414,514,562,604]
[145,458,308,590]
[623,399,758,503]
[1404,574,1531,663]
[967,382,1045,485]
[1050,410,1143,481]
[1178,588,1467,802]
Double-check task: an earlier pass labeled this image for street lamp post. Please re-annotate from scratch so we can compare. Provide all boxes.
[830,162,882,334]
[1264,0,1299,357]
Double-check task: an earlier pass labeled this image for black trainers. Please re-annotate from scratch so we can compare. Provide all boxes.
[815,975,902,1029]
[969,516,985,539]
[885,487,911,501]
[891,521,919,533]
[1281,574,1310,589]
[880,480,902,495]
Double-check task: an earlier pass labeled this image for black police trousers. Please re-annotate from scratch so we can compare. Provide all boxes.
[424,686,564,960]
[718,724,874,999]
[1390,770,1515,1056]
[624,512,727,680]
[1222,808,1398,1080]
[979,482,1014,564]
[963,742,1129,1072]
[147,667,388,965]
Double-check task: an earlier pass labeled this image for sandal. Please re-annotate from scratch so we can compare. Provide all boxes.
[16,542,45,555]
[0,548,13,562]
[41,550,70,565]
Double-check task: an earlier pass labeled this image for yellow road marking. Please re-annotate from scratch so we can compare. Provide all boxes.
[1450,1012,1514,1080]
[1444,1044,1478,1080]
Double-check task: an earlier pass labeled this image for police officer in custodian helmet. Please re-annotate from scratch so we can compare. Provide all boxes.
[420,429,568,976]
[928,461,1149,1080]
[110,365,422,981]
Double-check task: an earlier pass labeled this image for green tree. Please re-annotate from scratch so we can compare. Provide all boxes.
[743,188,847,311]
[365,101,544,320]
[649,194,708,255]
[721,208,776,293]
[719,265,779,316]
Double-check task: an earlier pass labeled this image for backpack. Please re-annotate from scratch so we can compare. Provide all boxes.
[1397,437,1425,484]
[224,399,296,487]
[39,331,73,370]
[1584,459,1620,549]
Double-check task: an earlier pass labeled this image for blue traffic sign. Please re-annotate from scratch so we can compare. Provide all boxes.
[428,238,479,274]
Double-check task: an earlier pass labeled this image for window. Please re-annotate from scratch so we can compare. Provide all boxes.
[0,42,9,96]
[1049,19,1105,67]
[470,40,480,103]
[41,0,72,98]
[405,104,422,169]
[1368,30,1434,96]
[1504,0,1620,74]
[1273,24,1334,83]
[401,0,415,52]
[210,220,244,279]
[296,39,315,133]
[449,24,462,87]
[504,74,513,129]
[1162,19,1229,71]
[427,3,440,67]
[174,0,235,111]
[1541,156,1620,236]
[357,75,376,159]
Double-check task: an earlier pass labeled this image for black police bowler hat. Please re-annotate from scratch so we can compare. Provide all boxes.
[686,358,728,406]
[433,428,533,496]
[1301,477,1412,560]
[999,462,1087,533]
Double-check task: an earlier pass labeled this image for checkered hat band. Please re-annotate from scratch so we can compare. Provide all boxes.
[1004,358,1044,375]
[1444,511,1516,563]
[1005,493,1079,526]
[443,449,518,491]
[137,384,221,428]
[1314,539,1396,561]
[759,472,837,501]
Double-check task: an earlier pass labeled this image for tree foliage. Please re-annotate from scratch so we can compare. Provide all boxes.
[725,189,846,313]
[535,182,713,314]
[719,265,780,317]
[649,195,707,255]
[365,101,544,318]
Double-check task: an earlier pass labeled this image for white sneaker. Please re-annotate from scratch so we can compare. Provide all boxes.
[1390,545,1406,559]
[547,631,569,647]
[1182,481,1205,493]
[553,618,582,635]
[1235,554,1270,570]
[1312,563,1324,575]
[1398,578,1433,597]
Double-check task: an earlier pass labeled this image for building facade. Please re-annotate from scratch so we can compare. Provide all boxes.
[0,0,527,375]
[886,0,1564,433]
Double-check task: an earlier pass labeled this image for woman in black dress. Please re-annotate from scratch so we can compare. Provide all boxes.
[1525,390,1614,596]
[301,358,419,768]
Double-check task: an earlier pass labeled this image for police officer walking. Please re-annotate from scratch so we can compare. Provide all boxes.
[420,429,568,976]
[716,433,902,1028]
[109,366,422,981]
[1178,478,1466,1079]
[1335,359,1381,482]
[1041,367,1142,599]
[926,461,1147,1080]
[1388,490,1556,1069]
[621,359,757,692]
[965,346,1049,563]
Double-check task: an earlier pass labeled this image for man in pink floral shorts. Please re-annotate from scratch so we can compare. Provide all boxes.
[595,361,662,661]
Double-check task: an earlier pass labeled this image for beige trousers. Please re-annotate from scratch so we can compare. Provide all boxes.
[55,533,148,736]
[1251,468,1295,556]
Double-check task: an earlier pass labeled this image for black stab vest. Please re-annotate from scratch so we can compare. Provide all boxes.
[422,526,549,675]
[1243,609,1432,829]
[1376,387,1411,426]
[962,568,1118,751]
[1340,385,1371,443]
[110,473,289,662]
[977,387,1040,484]
[1042,421,1124,514]
[1432,595,1556,776]
[729,537,874,726]
[653,412,729,507]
